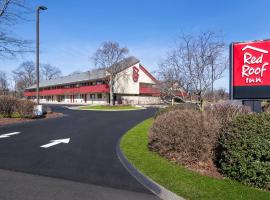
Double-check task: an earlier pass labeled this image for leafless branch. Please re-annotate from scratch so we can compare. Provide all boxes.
[158,31,227,106]
[12,60,35,96]
[0,70,9,94]
[0,0,33,58]
[41,64,62,80]
[92,41,129,105]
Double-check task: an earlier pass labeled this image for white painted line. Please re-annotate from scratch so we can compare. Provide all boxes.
[0,132,21,139]
[40,138,70,148]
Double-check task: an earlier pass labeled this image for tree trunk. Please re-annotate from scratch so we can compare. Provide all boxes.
[198,92,204,111]
[109,79,114,106]
[200,98,204,111]
[110,88,113,106]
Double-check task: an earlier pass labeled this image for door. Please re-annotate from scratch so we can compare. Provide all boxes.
[84,94,87,103]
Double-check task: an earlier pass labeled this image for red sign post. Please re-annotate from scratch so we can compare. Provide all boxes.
[231,40,270,99]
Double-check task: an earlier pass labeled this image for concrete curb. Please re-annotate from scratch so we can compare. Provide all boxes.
[116,139,185,200]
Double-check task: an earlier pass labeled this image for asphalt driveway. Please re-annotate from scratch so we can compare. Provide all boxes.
[0,105,159,200]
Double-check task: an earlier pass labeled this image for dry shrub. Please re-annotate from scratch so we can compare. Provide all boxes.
[149,109,220,168]
[154,103,199,118]
[262,102,270,112]
[0,95,36,118]
[0,95,17,117]
[204,103,251,125]
[16,100,36,118]
[149,102,253,178]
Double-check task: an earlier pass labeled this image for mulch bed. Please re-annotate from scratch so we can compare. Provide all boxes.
[0,112,64,126]
[187,160,224,179]
[167,156,223,179]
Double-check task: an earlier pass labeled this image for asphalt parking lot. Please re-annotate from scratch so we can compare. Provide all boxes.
[0,105,159,200]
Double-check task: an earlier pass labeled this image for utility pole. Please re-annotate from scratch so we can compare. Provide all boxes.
[36,6,47,105]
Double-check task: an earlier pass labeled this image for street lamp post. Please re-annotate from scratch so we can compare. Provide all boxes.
[36,6,47,105]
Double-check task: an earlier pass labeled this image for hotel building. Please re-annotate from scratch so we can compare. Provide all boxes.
[24,57,160,105]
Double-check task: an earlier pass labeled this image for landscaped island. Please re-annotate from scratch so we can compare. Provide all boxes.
[78,105,144,111]
[120,103,270,200]
[0,95,62,126]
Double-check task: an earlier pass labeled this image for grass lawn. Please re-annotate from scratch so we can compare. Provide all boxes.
[120,118,270,200]
[78,105,143,111]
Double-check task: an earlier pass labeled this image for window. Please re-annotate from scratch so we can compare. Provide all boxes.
[97,93,102,99]
[90,94,95,99]
[96,80,103,85]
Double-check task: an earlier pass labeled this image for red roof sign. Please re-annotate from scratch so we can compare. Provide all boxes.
[231,40,270,99]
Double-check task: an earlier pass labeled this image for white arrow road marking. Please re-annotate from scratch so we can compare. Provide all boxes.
[40,138,70,148]
[0,132,21,139]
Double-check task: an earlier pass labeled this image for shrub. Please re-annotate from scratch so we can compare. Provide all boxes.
[0,95,17,118]
[15,100,36,118]
[149,109,220,166]
[218,113,270,190]
[154,102,199,118]
[262,101,270,113]
[204,103,251,125]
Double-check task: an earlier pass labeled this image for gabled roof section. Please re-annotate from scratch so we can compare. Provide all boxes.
[26,69,107,89]
[26,56,140,90]
[139,64,159,83]
[107,56,140,74]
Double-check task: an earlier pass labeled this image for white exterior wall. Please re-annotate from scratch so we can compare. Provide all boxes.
[121,96,161,105]
[64,95,71,103]
[86,93,108,105]
[114,63,156,94]
[74,94,82,104]
[36,93,108,105]
[40,97,47,103]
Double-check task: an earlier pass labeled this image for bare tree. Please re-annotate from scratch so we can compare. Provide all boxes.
[0,0,32,58]
[214,88,229,101]
[157,60,188,104]
[203,88,229,102]
[158,31,227,108]
[41,64,62,80]
[12,60,35,96]
[92,41,129,105]
[0,70,8,94]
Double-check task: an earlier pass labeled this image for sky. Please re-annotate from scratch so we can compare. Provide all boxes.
[1,0,270,90]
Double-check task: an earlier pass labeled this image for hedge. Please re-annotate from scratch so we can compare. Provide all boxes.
[218,113,270,190]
